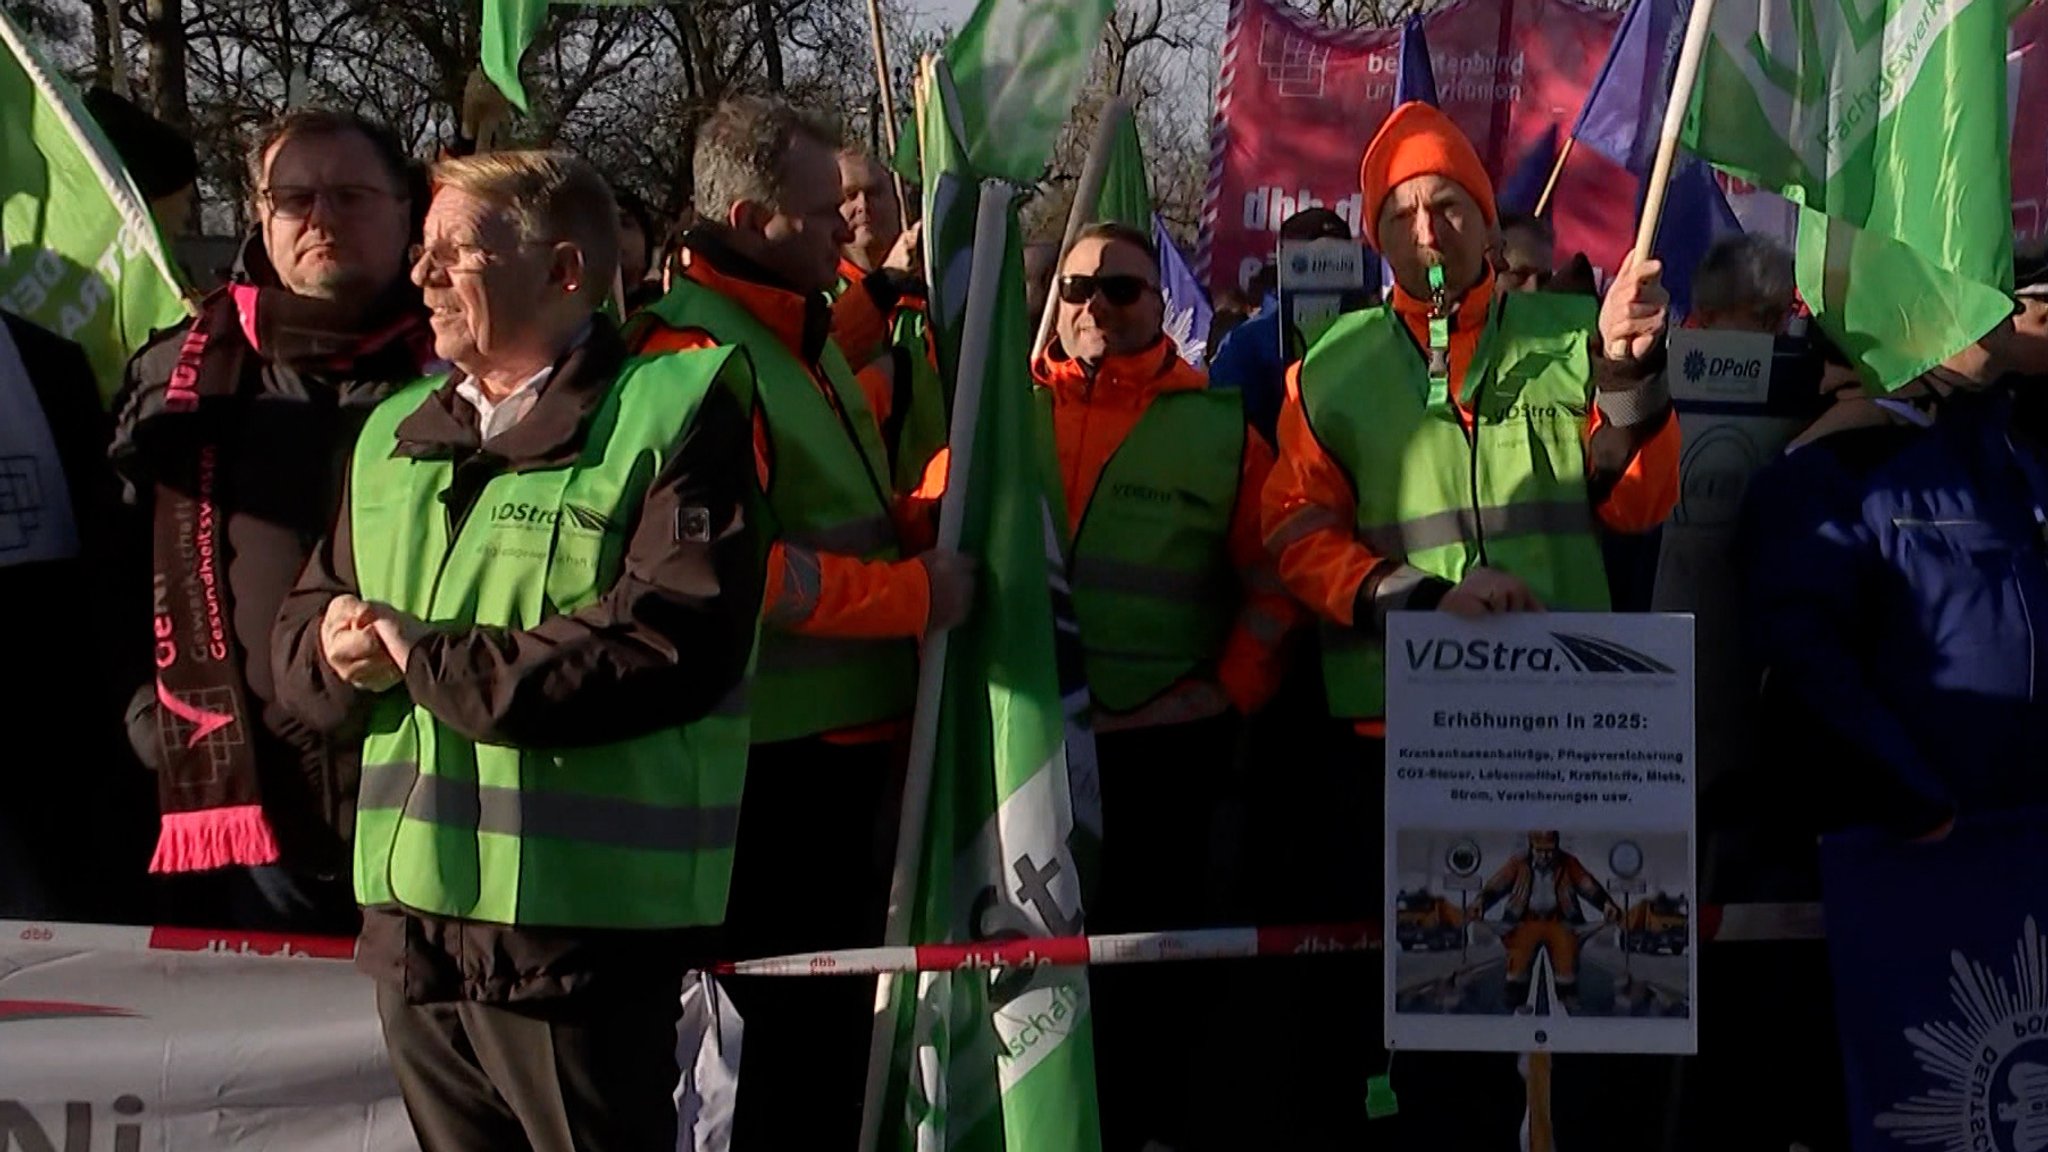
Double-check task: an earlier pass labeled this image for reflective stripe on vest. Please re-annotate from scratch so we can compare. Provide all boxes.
[640,279,917,743]
[1050,387,1243,715]
[350,348,755,930]
[1299,292,1611,719]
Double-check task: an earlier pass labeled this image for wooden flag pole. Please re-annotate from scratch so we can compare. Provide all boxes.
[864,0,910,221]
[1031,98,1132,357]
[1524,1051,1556,1152]
[1531,136,1576,218]
[1630,0,1717,263]
[1615,0,1715,357]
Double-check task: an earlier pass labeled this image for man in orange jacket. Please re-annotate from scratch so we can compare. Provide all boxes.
[1039,221,1300,1150]
[1264,101,1678,740]
[1258,101,1678,1143]
[835,148,946,493]
[627,96,974,1150]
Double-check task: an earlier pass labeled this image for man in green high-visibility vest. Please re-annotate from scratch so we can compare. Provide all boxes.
[273,150,763,1152]
[1260,100,1681,1143]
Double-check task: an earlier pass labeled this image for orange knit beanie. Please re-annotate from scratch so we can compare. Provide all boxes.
[1359,101,1499,249]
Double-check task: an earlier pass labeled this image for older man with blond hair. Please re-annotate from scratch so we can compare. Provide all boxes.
[274,149,764,1152]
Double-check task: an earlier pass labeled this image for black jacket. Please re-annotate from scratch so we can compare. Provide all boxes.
[1,312,155,921]
[111,240,429,880]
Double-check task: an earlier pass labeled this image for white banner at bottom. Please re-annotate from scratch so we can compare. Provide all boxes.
[0,921,412,1151]
[0,921,742,1152]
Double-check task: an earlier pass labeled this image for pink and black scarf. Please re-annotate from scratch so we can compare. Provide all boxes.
[138,268,432,874]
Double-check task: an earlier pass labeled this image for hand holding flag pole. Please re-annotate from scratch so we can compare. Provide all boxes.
[1614,0,1715,355]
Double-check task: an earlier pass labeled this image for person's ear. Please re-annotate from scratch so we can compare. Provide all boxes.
[549,242,588,296]
[728,198,772,235]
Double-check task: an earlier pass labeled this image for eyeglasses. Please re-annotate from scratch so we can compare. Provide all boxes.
[408,238,560,275]
[409,241,502,275]
[1057,274,1155,308]
[260,184,397,219]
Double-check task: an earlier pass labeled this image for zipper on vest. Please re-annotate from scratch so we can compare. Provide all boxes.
[1427,268,1490,570]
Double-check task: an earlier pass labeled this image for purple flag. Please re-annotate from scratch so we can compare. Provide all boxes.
[1568,0,1740,319]
[1154,213,1215,365]
[1394,16,1438,108]
[1498,125,1560,217]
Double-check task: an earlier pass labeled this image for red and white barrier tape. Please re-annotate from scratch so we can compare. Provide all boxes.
[719,902,1825,977]
[4,901,1824,975]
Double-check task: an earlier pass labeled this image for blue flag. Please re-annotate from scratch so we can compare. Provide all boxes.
[1653,160,1742,319]
[1820,811,2048,1152]
[1394,17,1438,108]
[1154,214,1213,365]
[1571,0,1671,172]
[1498,125,1559,217]
[1567,0,1739,318]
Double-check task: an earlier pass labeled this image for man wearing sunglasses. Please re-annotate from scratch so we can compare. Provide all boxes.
[111,107,433,936]
[1036,220,1301,1151]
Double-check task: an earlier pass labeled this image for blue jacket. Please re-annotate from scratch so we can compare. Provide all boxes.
[1206,295,1284,445]
[1737,390,2048,834]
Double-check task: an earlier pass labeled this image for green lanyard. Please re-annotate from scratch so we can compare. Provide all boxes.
[1425,263,1452,410]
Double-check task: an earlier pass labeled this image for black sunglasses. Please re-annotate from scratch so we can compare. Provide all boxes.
[1058,273,1155,307]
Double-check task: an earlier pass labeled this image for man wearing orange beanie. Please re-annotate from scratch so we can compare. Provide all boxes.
[1266,100,1677,729]
[1258,99,1680,1143]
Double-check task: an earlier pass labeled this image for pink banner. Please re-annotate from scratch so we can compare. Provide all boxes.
[2014,1,2048,246]
[1200,0,2048,294]
[1199,0,1626,293]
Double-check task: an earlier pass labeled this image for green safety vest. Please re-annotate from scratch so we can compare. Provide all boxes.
[884,304,948,495]
[1300,291,1612,719]
[638,278,917,744]
[1041,387,1243,714]
[351,348,754,929]
[833,274,950,495]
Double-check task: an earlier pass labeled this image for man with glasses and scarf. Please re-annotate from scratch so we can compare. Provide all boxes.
[112,107,433,934]
[1035,219,1299,1151]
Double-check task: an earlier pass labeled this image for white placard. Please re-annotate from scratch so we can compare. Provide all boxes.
[1384,612,1697,1055]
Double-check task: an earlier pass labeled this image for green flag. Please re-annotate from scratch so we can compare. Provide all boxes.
[0,8,189,404]
[1094,111,1150,233]
[879,54,1103,1152]
[480,0,551,113]
[480,0,649,113]
[942,0,1117,183]
[1680,0,2014,389]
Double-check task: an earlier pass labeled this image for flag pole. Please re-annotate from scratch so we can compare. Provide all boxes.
[1531,136,1576,218]
[856,174,1016,1152]
[1629,0,1716,262]
[1032,98,1133,356]
[863,0,910,220]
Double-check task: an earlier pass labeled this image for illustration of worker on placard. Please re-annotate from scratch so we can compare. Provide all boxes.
[1467,831,1624,1014]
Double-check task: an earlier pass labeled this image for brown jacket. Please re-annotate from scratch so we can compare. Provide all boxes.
[271,319,763,1002]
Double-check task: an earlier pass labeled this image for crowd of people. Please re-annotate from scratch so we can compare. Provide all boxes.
[2,77,2046,1152]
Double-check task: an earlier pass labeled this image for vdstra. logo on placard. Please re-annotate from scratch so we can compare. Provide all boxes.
[1404,632,1676,675]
